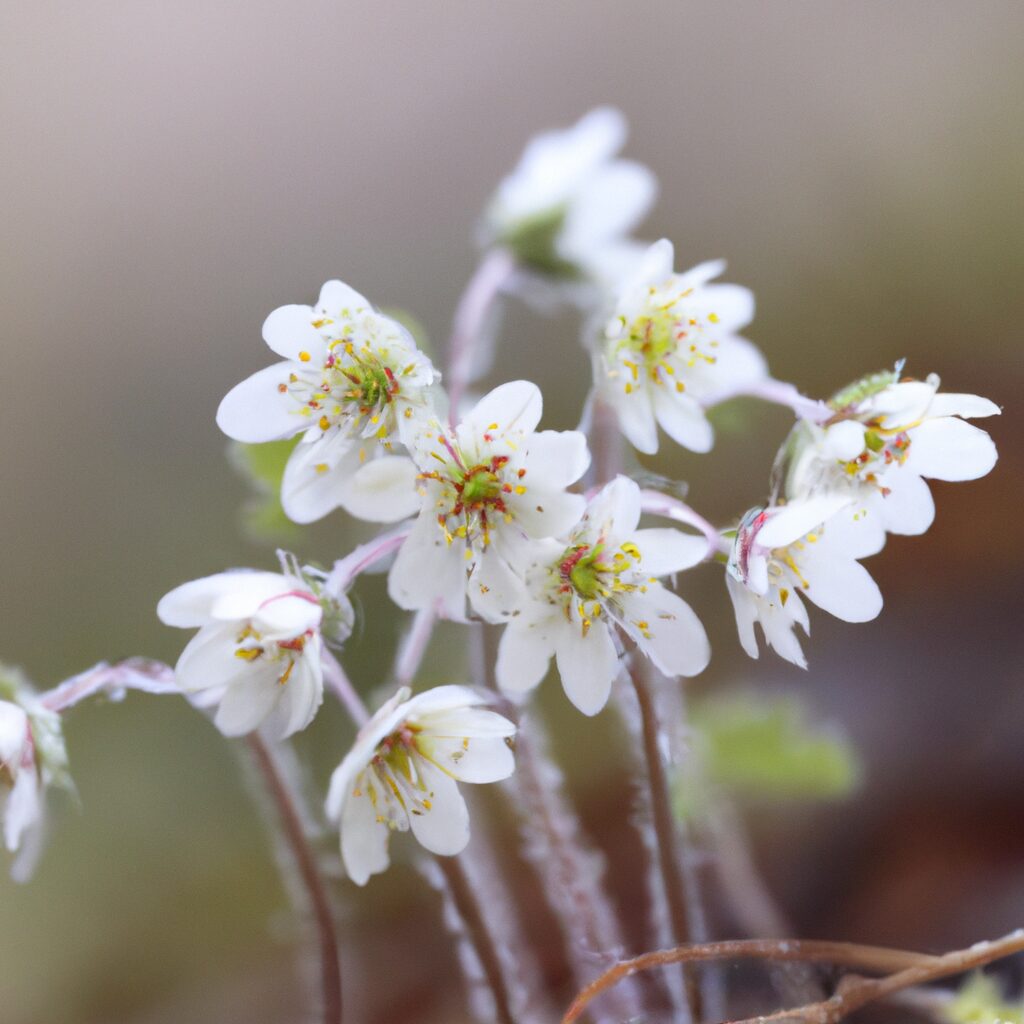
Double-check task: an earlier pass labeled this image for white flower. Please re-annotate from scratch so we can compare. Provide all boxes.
[217,280,440,524]
[158,570,344,739]
[482,107,656,285]
[387,380,590,622]
[325,685,515,886]
[598,239,767,454]
[495,477,710,715]
[777,368,1000,536]
[725,495,886,669]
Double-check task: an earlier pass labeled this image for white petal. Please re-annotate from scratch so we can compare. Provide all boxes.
[523,431,591,490]
[628,238,675,291]
[469,547,528,622]
[653,388,714,453]
[495,619,554,695]
[823,420,868,461]
[618,586,710,678]
[213,678,282,737]
[606,383,659,454]
[582,475,642,537]
[280,433,364,525]
[261,304,327,363]
[677,258,727,291]
[387,511,469,622]
[4,770,41,853]
[726,574,762,661]
[687,284,755,334]
[407,763,470,857]
[252,592,321,639]
[863,380,936,429]
[265,653,323,739]
[216,363,306,443]
[460,380,543,442]
[0,703,28,766]
[341,455,422,523]
[175,623,255,694]
[553,621,619,716]
[339,786,391,886]
[420,733,515,784]
[633,528,708,574]
[561,160,657,250]
[757,494,854,549]
[927,392,1000,419]
[799,550,882,623]
[873,471,935,536]
[316,279,372,316]
[510,489,586,539]
[210,574,293,621]
[904,417,998,482]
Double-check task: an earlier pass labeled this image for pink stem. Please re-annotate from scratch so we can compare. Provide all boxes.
[326,524,411,595]
[40,658,177,713]
[639,489,727,559]
[320,646,370,727]
[705,376,832,422]
[393,607,437,688]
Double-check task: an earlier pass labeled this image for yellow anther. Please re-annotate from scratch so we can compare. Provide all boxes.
[298,351,311,362]
[319,415,330,431]
[708,312,720,323]
[315,463,329,474]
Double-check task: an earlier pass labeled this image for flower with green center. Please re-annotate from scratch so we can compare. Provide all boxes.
[775,366,1000,537]
[387,380,591,623]
[325,685,516,886]
[494,476,710,716]
[599,239,767,455]
[217,279,441,525]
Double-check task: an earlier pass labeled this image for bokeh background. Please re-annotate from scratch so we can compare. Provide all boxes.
[1,2,1021,1022]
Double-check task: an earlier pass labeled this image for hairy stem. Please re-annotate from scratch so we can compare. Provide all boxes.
[246,733,341,1024]
[392,607,437,688]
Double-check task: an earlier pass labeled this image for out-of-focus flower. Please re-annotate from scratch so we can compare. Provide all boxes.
[599,239,767,454]
[481,107,656,286]
[325,686,515,885]
[0,666,71,882]
[158,569,347,739]
[494,476,709,715]
[388,380,590,622]
[777,367,999,535]
[217,280,439,524]
[725,496,885,668]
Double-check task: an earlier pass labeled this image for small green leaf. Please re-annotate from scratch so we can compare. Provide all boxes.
[946,973,1023,1024]
[228,438,302,544]
[691,692,862,802]
[499,205,580,278]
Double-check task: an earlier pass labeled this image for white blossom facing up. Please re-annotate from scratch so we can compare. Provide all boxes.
[388,380,590,622]
[158,569,346,740]
[726,495,886,669]
[481,107,656,286]
[495,476,710,715]
[778,367,1000,536]
[217,279,440,525]
[325,685,516,886]
[599,239,767,455]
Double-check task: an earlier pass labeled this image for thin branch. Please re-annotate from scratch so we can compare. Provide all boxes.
[392,607,437,688]
[246,733,341,1024]
[320,646,370,727]
[639,489,726,560]
[703,377,832,423]
[40,658,177,713]
[325,524,411,596]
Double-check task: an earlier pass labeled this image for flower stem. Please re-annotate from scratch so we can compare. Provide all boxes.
[447,249,516,422]
[326,524,411,596]
[320,646,370,728]
[246,733,342,1024]
[639,489,727,560]
[392,607,437,687]
[706,377,832,423]
[40,658,177,713]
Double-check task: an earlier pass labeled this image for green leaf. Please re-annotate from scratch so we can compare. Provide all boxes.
[691,692,862,802]
[228,438,302,544]
[946,973,1023,1024]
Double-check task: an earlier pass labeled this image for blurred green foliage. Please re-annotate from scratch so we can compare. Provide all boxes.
[946,973,1024,1024]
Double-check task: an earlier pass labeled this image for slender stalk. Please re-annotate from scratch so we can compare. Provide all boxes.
[320,646,370,728]
[392,607,437,688]
[704,377,832,423]
[40,658,177,713]
[326,524,411,596]
[447,249,516,421]
[639,489,727,560]
[246,733,341,1024]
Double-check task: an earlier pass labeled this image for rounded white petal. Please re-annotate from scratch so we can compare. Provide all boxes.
[261,304,328,363]
[606,383,659,454]
[496,619,555,695]
[341,455,422,523]
[280,434,364,525]
[823,420,868,461]
[460,380,543,443]
[862,380,936,429]
[633,528,708,575]
[582,475,642,538]
[553,620,619,716]
[209,574,294,621]
[873,471,935,536]
[798,550,882,623]
[926,392,1000,419]
[252,592,321,639]
[618,586,710,678]
[522,431,591,490]
[756,494,854,550]
[158,571,287,629]
[561,160,657,250]
[213,677,283,737]
[339,785,391,886]
[725,574,762,661]
[904,417,998,482]
[387,511,469,622]
[316,279,372,316]
[510,489,586,540]
[4,769,41,853]
[0,702,29,766]
[687,283,755,334]
[216,363,306,443]
[407,762,470,857]
[420,733,515,784]
[469,547,528,622]
[652,388,714,453]
[265,650,324,739]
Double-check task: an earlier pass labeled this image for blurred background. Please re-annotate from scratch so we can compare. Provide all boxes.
[1,2,1021,1021]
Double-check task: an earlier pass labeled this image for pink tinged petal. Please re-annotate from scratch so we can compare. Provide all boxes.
[280,434,363,525]
[407,762,470,857]
[0,703,29,765]
[213,677,283,737]
[873,472,935,536]
[652,388,714,454]
[339,786,391,886]
[261,304,328,363]
[387,512,469,622]
[316,279,372,316]
[209,574,293,621]
[496,620,555,695]
[4,770,41,852]
[216,363,306,443]
[523,431,591,490]
[633,528,707,574]
[798,550,882,623]
[554,620,619,716]
[420,734,515,784]
[904,417,998,482]
[927,393,1000,419]
[756,494,854,549]
[469,547,528,622]
[252,593,321,639]
[461,380,543,442]
[342,456,422,524]
[607,382,659,454]
[619,585,710,678]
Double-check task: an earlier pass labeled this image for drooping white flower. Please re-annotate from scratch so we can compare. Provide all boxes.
[495,476,710,715]
[598,239,767,455]
[0,667,71,883]
[725,495,886,669]
[776,367,1000,536]
[325,685,515,886]
[481,107,656,286]
[158,569,347,739]
[217,280,440,524]
[387,380,590,622]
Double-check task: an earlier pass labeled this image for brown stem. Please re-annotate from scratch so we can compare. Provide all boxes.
[629,662,701,1020]
[435,855,517,1024]
[561,930,1024,1024]
[247,734,342,1024]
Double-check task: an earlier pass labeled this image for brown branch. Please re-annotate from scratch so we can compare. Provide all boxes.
[247,734,342,1024]
[561,931,1024,1024]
